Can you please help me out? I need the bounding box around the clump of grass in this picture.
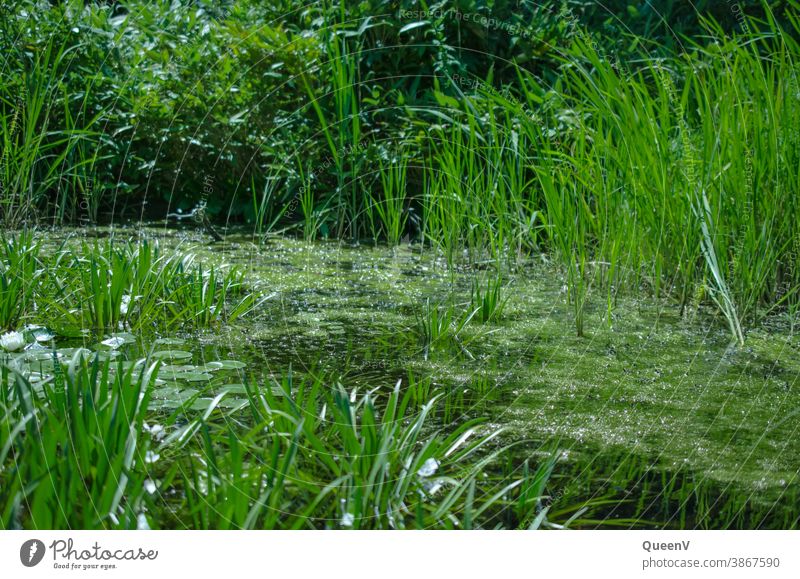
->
[299,9,364,238]
[371,154,409,245]
[0,231,41,330]
[0,37,103,226]
[0,353,555,530]
[471,272,509,323]
[526,12,800,340]
[47,239,177,330]
[174,375,545,529]
[0,353,158,529]
[414,298,478,359]
[407,9,800,340]
[166,263,260,328]
[179,420,304,530]
[73,241,143,330]
[44,239,260,331]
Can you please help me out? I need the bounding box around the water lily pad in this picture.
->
[57,347,92,359]
[160,364,197,373]
[151,386,199,409]
[93,351,120,362]
[155,338,186,346]
[28,372,46,384]
[120,360,147,371]
[23,349,58,362]
[215,360,247,370]
[179,372,214,382]
[152,350,192,361]
[32,328,56,342]
[190,397,247,411]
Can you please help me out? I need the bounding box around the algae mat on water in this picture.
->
[162,228,798,492]
[6,226,799,528]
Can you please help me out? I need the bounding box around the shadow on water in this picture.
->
[539,445,800,529]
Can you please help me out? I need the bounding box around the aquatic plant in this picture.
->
[371,154,409,246]
[0,37,103,226]
[72,241,142,330]
[471,272,509,324]
[0,331,25,352]
[167,264,261,328]
[175,375,544,529]
[0,232,41,330]
[414,298,478,359]
[0,353,158,529]
[45,239,259,331]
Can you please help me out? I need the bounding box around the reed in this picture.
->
[0,354,158,529]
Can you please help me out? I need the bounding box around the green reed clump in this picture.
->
[414,298,478,359]
[0,231,41,330]
[0,353,158,529]
[495,10,800,340]
[50,240,177,330]
[299,6,364,238]
[74,241,143,330]
[44,239,259,331]
[0,35,104,227]
[370,154,409,245]
[471,273,509,323]
[173,375,544,529]
[395,7,800,340]
[179,420,305,530]
[166,264,259,328]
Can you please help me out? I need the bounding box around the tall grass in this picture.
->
[0,37,102,226]
[1,233,260,332]
[300,6,363,238]
[371,153,409,245]
[540,14,800,340]
[471,272,509,324]
[0,231,41,330]
[412,10,800,339]
[0,354,158,529]
[414,298,478,359]
[177,374,543,529]
[167,264,260,328]
[2,358,552,530]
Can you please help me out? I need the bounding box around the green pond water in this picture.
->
[17,225,800,527]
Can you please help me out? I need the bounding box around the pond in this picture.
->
[4,225,799,529]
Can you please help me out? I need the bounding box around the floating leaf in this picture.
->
[101,337,126,349]
[155,338,186,346]
[216,360,246,370]
[180,372,214,382]
[160,364,197,373]
[152,350,192,361]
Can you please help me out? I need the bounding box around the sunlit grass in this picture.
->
[1,358,555,530]
[0,231,41,330]
[0,354,158,529]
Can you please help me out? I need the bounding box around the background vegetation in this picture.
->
[2,0,798,340]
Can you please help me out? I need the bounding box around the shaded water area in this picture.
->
[23,226,800,528]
